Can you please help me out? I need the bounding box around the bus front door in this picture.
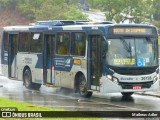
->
[43,35,55,84]
[88,35,102,91]
[8,34,18,78]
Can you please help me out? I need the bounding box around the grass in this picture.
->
[0,97,63,111]
[0,97,101,120]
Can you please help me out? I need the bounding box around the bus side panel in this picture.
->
[1,51,8,77]
[69,58,87,89]
[57,64,87,89]
[17,53,23,81]
[70,66,87,88]
[30,54,43,84]
[17,53,32,81]
[54,56,87,89]
[1,32,8,77]
[32,54,43,84]
[17,53,43,84]
[60,71,74,88]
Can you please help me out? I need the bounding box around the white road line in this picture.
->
[78,99,146,111]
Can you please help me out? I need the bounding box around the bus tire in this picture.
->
[121,92,134,97]
[78,75,92,98]
[23,69,33,89]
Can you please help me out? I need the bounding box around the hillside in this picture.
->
[0,8,31,39]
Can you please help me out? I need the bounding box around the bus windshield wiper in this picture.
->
[120,38,131,52]
[120,38,132,59]
[128,42,132,59]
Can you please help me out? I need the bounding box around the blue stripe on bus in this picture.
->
[35,54,43,68]
[53,55,73,72]
[102,63,114,75]
[34,54,74,72]
[1,51,8,65]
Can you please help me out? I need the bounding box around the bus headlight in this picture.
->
[106,74,112,80]
[106,74,118,84]
[112,77,118,84]
[153,74,159,83]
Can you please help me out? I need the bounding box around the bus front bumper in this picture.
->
[100,76,159,93]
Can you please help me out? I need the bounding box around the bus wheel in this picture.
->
[121,92,134,97]
[23,69,33,89]
[78,75,92,98]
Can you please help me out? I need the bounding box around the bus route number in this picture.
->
[141,76,152,80]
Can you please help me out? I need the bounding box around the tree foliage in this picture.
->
[33,0,87,20]
[153,0,160,21]
[0,0,160,25]
[88,0,160,23]
[0,0,88,21]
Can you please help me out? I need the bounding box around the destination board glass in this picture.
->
[111,27,154,35]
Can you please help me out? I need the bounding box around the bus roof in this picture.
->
[3,23,156,32]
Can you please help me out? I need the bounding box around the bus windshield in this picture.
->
[106,37,158,67]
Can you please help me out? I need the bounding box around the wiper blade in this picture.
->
[120,38,131,53]
[128,42,132,59]
[120,38,132,59]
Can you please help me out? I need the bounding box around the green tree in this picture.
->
[17,0,44,19]
[153,0,160,21]
[34,0,87,20]
[64,0,79,5]
[34,0,65,20]
[87,0,100,9]
[0,0,21,8]
[103,0,122,22]
[87,0,123,22]
[87,0,157,23]
[65,5,88,20]
[119,0,144,23]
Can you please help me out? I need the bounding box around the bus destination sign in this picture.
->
[112,27,153,35]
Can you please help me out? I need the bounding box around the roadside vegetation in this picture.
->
[0,97,63,111]
[88,0,160,23]
[0,0,88,21]
[0,0,160,29]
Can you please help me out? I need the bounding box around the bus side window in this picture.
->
[3,32,8,52]
[19,32,30,52]
[56,32,70,55]
[31,33,42,53]
[71,32,86,56]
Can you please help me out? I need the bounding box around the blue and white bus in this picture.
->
[1,20,159,97]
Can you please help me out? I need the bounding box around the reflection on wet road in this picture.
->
[0,75,160,111]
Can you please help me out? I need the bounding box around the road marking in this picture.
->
[78,99,146,111]
[46,106,129,110]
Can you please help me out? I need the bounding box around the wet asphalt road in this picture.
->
[0,74,160,111]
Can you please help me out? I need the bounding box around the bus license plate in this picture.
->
[133,85,141,89]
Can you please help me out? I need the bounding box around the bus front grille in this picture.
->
[119,81,153,89]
